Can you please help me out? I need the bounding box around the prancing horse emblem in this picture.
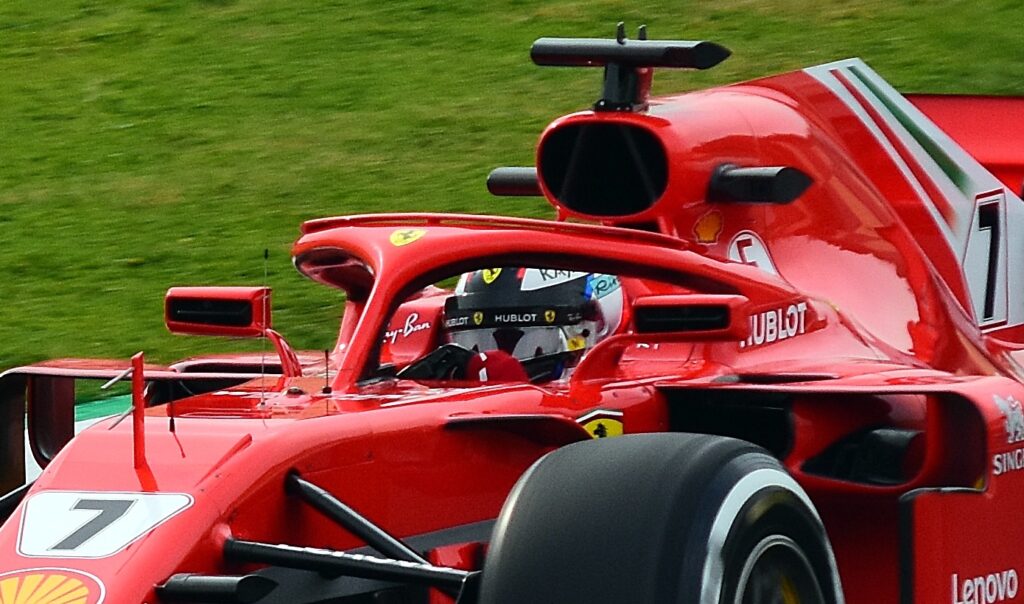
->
[994,394,1024,444]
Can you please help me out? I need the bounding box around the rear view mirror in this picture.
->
[165,286,271,338]
[632,294,749,340]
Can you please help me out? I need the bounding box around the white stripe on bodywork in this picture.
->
[804,60,959,247]
[805,60,1024,329]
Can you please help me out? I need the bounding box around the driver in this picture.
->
[441,268,624,380]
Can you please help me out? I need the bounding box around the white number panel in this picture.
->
[18,491,193,559]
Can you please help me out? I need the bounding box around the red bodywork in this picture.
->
[2,49,1024,604]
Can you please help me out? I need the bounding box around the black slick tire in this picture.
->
[477,433,843,604]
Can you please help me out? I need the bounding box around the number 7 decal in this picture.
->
[965,192,1007,327]
[49,498,135,551]
[18,491,193,559]
[978,201,1001,321]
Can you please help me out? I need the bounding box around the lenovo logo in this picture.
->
[952,569,1019,604]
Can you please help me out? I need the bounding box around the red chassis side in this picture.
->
[3,34,1024,604]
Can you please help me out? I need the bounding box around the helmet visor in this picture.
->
[449,326,567,360]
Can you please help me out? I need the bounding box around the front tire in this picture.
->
[478,433,843,604]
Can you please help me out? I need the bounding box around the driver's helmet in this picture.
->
[442,268,624,361]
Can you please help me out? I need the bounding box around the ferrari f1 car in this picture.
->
[3,27,1024,604]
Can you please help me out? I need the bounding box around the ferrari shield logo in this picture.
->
[577,409,624,439]
[544,309,556,324]
[389,229,427,247]
[0,568,105,603]
[481,268,502,284]
[473,312,484,326]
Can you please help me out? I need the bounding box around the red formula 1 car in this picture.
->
[3,28,1024,604]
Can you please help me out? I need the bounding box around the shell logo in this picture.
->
[693,210,723,244]
[0,568,104,604]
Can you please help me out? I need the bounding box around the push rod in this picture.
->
[286,473,429,565]
[223,539,474,591]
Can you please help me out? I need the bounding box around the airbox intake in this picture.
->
[538,122,668,217]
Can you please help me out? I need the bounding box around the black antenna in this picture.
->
[638,24,647,41]
[322,349,332,394]
[260,248,269,408]
[615,21,626,44]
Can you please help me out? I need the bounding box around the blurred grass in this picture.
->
[2,0,1023,368]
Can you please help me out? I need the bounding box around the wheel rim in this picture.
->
[734,535,825,604]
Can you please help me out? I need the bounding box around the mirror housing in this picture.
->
[632,294,749,340]
[165,286,271,338]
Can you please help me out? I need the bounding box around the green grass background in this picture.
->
[3,0,1024,369]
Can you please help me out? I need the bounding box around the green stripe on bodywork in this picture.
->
[75,395,131,422]
[848,65,974,195]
